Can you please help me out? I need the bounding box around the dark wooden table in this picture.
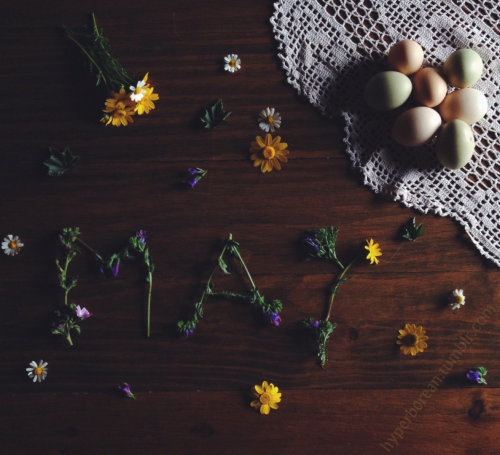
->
[1,1,499,454]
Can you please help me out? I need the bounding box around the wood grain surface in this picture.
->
[1,1,499,454]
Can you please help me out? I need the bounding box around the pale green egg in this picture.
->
[436,119,475,170]
[364,71,412,111]
[443,49,483,88]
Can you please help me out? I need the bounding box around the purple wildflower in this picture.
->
[75,305,91,319]
[187,167,200,175]
[311,320,320,329]
[136,230,147,245]
[303,237,320,254]
[268,312,281,326]
[185,327,195,337]
[118,382,136,399]
[183,175,201,189]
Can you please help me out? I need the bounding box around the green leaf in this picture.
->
[218,257,230,275]
[401,217,424,242]
[44,147,79,176]
[200,99,232,129]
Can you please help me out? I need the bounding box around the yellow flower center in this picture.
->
[454,295,464,304]
[8,241,17,249]
[263,146,276,159]
[402,334,417,346]
[34,367,43,376]
[229,59,237,68]
[260,392,271,404]
[267,116,274,124]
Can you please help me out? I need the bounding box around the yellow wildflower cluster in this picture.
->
[100,73,159,127]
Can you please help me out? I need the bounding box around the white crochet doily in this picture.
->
[271,0,500,266]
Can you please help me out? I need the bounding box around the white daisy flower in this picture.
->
[449,289,465,310]
[129,79,147,102]
[26,360,48,383]
[224,54,241,73]
[2,235,24,256]
[258,107,282,132]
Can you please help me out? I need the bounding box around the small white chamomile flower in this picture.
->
[2,235,24,256]
[26,360,48,383]
[224,54,241,73]
[449,289,465,310]
[258,107,282,132]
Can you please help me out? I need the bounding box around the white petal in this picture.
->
[41,362,48,368]
[30,361,37,367]
[26,368,34,371]
[33,375,37,382]
[270,108,275,115]
[7,235,13,240]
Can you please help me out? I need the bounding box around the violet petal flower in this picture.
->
[467,370,482,383]
[118,382,136,399]
[303,237,320,254]
[268,312,281,326]
[75,305,91,319]
[136,230,147,245]
[185,327,195,337]
[183,175,201,189]
[311,320,320,329]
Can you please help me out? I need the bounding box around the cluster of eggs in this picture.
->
[363,40,487,170]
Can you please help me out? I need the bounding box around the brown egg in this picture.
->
[412,68,448,107]
[387,40,424,75]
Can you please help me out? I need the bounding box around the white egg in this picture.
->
[392,107,442,147]
[439,88,488,125]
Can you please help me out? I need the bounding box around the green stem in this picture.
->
[147,272,152,338]
[230,244,257,292]
[75,238,99,256]
[325,256,358,321]
[65,31,110,91]
[66,332,73,346]
[62,255,71,306]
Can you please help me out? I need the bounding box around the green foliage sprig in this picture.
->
[52,227,90,346]
[62,13,134,93]
[401,217,424,242]
[177,234,282,336]
[301,227,366,367]
[200,99,232,129]
[123,231,155,337]
[44,147,79,176]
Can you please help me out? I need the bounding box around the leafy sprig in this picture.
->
[200,99,232,129]
[123,231,155,337]
[44,147,79,176]
[177,234,282,336]
[301,227,377,367]
[53,228,90,345]
[62,13,135,93]
[401,217,424,242]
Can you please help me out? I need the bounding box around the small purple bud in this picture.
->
[112,263,120,277]
[136,230,147,245]
[268,312,281,326]
[467,370,481,383]
[118,382,136,399]
[185,328,195,337]
[187,167,199,175]
[183,176,201,189]
[303,237,320,253]
[311,320,320,329]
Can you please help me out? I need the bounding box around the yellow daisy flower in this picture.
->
[397,324,429,356]
[250,381,282,415]
[365,238,382,265]
[101,88,136,127]
[250,133,289,173]
[134,86,160,115]
[101,101,135,127]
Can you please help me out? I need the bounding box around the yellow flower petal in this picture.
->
[269,402,279,410]
[254,384,263,394]
[264,134,272,146]
[270,136,281,147]
[256,136,265,147]
[260,404,270,415]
